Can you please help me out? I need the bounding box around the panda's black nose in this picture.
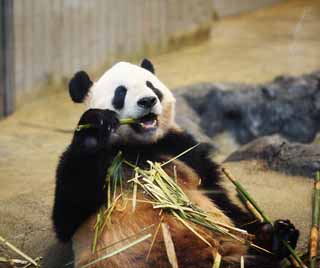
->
[137,96,157,109]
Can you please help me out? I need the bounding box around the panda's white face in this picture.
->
[85,61,176,144]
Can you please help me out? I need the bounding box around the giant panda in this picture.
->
[52,59,299,268]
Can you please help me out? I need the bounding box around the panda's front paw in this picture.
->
[272,219,299,260]
[73,109,119,151]
[255,219,299,260]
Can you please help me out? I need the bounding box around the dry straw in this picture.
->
[0,235,41,267]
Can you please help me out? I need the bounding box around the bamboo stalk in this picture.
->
[236,188,264,223]
[221,168,307,268]
[310,171,320,268]
[289,255,300,268]
[0,235,39,267]
[76,118,136,132]
[119,118,136,125]
[75,123,93,131]
[222,168,271,223]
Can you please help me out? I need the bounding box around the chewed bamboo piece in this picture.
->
[0,235,40,267]
[241,256,244,268]
[310,171,320,268]
[161,223,179,268]
[212,251,221,268]
[0,257,29,266]
[221,168,307,268]
[76,118,136,131]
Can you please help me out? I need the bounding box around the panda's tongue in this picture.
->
[136,113,158,130]
[139,119,157,129]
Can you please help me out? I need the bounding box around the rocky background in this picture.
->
[176,71,320,145]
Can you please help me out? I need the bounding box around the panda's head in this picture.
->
[69,59,177,144]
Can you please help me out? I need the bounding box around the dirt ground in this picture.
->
[0,0,319,265]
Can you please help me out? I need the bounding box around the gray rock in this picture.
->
[175,71,320,144]
[226,135,320,178]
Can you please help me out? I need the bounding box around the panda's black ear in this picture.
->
[69,71,93,103]
[140,58,155,74]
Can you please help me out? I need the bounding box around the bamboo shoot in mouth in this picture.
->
[76,118,136,132]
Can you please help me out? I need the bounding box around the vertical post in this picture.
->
[0,0,14,118]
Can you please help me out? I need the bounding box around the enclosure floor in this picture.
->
[0,0,319,256]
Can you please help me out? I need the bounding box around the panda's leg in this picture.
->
[52,109,119,243]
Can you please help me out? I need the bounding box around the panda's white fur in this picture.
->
[85,61,176,144]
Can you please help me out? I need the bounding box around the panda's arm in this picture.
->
[52,109,118,242]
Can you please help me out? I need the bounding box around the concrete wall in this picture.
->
[13,0,213,104]
[212,0,282,17]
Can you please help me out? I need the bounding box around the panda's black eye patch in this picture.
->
[112,86,127,110]
[146,81,163,102]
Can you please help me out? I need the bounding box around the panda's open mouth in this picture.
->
[132,113,158,132]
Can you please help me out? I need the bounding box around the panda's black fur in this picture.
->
[112,86,127,110]
[69,71,93,103]
[52,59,299,268]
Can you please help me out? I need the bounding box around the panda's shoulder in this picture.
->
[158,129,214,161]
